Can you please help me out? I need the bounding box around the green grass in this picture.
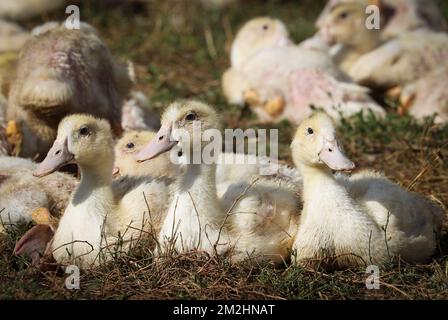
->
[1,0,448,300]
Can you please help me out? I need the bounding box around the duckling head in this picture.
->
[231,17,291,68]
[114,129,178,178]
[291,112,355,171]
[34,114,114,177]
[114,130,155,176]
[136,100,221,164]
[319,1,379,48]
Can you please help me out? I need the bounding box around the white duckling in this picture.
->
[136,101,301,263]
[291,112,443,268]
[136,101,234,256]
[318,1,382,74]
[379,0,446,40]
[319,1,448,89]
[316,0,446,41]
[222,17,293,106]
[223,17,385,124]
[29,115,118,268]
[17,114,170,268]
[349,30,448,90]
[114,130,180,180]
[222,17,340,105]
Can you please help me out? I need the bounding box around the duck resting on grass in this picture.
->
[222,17,385,125]
[318,1,448,91]
[316,0,446,42]
[290,112,443,269]
[14,114,171,269]
[136,100,301,264]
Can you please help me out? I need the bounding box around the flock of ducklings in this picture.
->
[0,0,446,272]
[223,0,448,124]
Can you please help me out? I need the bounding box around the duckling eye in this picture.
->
[307,128,314,135]
[126,142,135,149]
[262,25,269,30]
[79,126,90,136]
[339,12,349,19]
[185,112,197,121]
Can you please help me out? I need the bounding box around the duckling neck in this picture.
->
[350,30,381,54]
[79,164,113,189]
[170,162,224,225]
[298,164,339,204]
[177,163,219,210]
[72,161,115,209]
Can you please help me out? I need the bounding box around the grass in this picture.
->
[1,0,448,300]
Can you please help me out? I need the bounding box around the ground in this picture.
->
[0,0,447,300]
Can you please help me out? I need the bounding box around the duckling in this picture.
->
[229,17,292,70]
[6,22,132,159]
[136,101,301,263]
[0,0,66,21]
[17,114,170,268]
[316,0,446,41]
[319,1,448,89]
[25,115,115,268]
[318,1,382,74]
[379,0,446,40]
[291,112,443,268]
[350,29,448,89]
[114,130,180,179]
[223,17,384,124]
[136,101,233,256]
[222,17,292,106]
[0,156,76,233]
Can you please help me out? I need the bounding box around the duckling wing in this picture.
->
[242,46,342,101]
[286,69,385,123]
[350,30,448,88]
[340,170,443,240]
[221,178,300,263]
